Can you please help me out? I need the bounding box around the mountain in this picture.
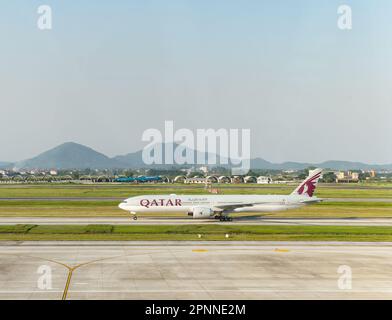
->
[0,162,13,169]
[250,158,392,171]
[317,160,392,171]
[113,143,227,169]
[113,149,146,168]
[249,158,275,169]
[11,141,392,171]
[250,158,316,170]
[13,142,122,170]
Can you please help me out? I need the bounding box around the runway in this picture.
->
[1,216,392,226]
[1,241,392,300]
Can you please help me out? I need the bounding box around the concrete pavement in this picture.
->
[1,241,392,299]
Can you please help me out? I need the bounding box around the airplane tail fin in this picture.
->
[291,168,323,197]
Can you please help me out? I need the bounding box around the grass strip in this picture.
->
[0,224,36,234]
[0,224,392,241]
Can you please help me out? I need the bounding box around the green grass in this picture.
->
[0,200,126,217]
[0,183,391,198]
[0,184,391,218]
[0,200,118,207]
[85,224,113,233]
[27,224,113,234]
[264,202,392,218]
[1,224,392,241]
[0,200,391,218]
[0,224,35,233]
[320,201,392,207]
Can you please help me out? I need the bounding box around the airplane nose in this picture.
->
[118,202,127,210]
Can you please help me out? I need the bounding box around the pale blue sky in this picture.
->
[1,0,391,163]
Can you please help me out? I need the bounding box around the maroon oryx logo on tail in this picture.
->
[294,170,322,197]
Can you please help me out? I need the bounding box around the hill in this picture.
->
[11,142,392,171]
[13,142,122,170]
[0,162,13,169]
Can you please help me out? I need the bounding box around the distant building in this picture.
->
[218,176,231,183]
[257,176,272,184]
[335,171,359,183]
[244,176,257,183]
[50,170,58,176]
[184,177,207,184]
[174,175,186,183]
[205,176,218,183]
[231,176,244,184]
[199,166,209,174]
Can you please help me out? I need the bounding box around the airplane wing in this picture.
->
[300,198,322,204]
[213,202,269,212]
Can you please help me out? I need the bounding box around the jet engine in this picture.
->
[188,207,214,219]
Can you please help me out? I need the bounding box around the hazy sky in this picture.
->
[1,0,391,163]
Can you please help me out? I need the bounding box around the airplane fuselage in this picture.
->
[118,169,323,220]
[118,194,318,215]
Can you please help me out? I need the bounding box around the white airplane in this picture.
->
[118,168,323,221]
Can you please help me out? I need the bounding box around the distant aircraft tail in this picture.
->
[291,168,323,197]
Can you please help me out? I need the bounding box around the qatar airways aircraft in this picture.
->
[118,168,323,221]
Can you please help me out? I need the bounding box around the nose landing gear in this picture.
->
[130,212,138,221]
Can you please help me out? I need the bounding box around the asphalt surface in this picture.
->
[1,241,392,300]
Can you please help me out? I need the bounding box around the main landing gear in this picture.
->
[219,216,233,222]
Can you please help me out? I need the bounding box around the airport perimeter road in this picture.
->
[1,241,392,300]
[1,217,392,226]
